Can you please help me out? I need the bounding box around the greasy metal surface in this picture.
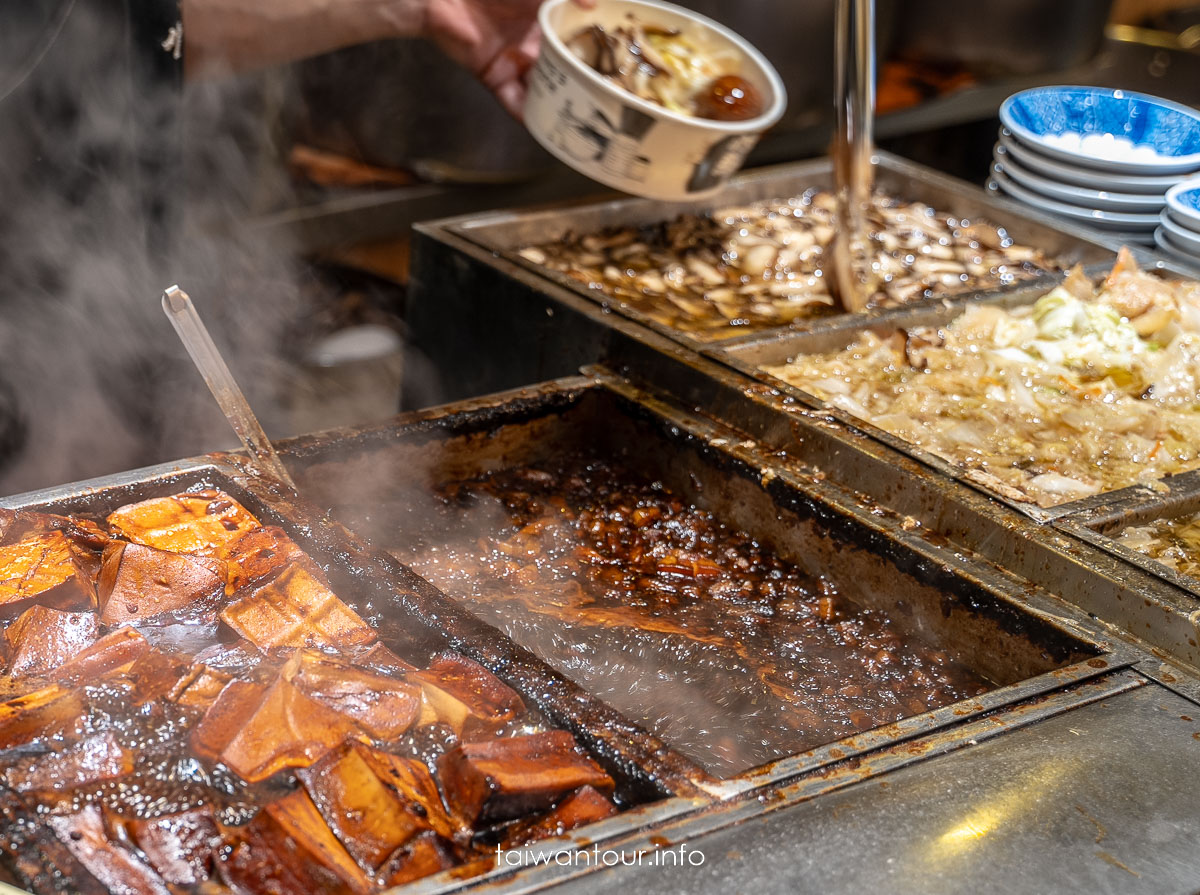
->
[431,151,1117,355]
[711,272,1183,523]
[0,455,717,892]
[584,326,1200,674]
[503,675,1200,895]
[403,670,1159,895]
[273,377,1145,793]
[4,381,1200,894]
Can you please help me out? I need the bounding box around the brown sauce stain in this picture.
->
[1075,805,1107,844]
[1096,851,1140,877]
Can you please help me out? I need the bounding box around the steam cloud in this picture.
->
[0,1,317,497]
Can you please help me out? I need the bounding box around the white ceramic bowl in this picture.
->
[1165,179,1200,234]
[1159,211,1200,255]
[991,155,1166,213]
[999,86,1200,176]
[988,169,1160,232]
[996,132,1193,193]
[525,0,786,200]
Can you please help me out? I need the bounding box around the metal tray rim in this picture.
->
[426,150,1120,354]
[1055,476,1200,603]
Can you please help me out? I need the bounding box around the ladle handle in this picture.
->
[162,286,297,490]
[831,0,877,312]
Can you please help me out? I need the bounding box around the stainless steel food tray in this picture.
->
[405,172,1200,673]
[711,274,1200,525]
[277,374,1135,784]
[273,373,1200,895]
[0,456,709,893]
[1057,472,1200,605]
[421,151,1117,354]
[585,330,1200,674]
[1,380,1198,895]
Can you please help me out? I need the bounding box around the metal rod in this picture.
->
[831,0,877,312]
[161,285,297,490]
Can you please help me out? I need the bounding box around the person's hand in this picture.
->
[424,0,594,119]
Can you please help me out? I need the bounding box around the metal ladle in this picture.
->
[162,286,297,490]
[830,0,877,313]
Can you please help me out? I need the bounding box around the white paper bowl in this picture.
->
[525,0,787,200]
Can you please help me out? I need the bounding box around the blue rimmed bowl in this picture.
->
[988,169,1161,232]
[991,156,1166,213]
[1155,227,1200,269]
[1166,179,1200,234]
[996,131,1194,192]
[1000,86,1200,176]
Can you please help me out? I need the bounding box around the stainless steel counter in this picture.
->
[533,678,1200,895]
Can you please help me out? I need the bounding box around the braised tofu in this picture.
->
[57,627,150,683]
[438,731,614,825]
[288,651,420,740]
[299,744,433,873]
[355,641,418,677]
[0,682,85,750]
[414,652,524,733]
[191,639,261,678]
[220,564,375,654]
[222,790,372,895]
[501,785,618,849]
[97,541,225,625]
[363,749,472,844]
[166,662,232,709]
[0,485,635,892]
[122,649,193,706]
[106,490,259,556]
[189,679,267,764]
[216,525,323,595]
[379,831,458,887]
[2,509,110,549]
[48,805,170,895]
[126,807,220,887]
[218,677,364,783]
[3,731,133,793]
[4,606,98,677]
[56,515,111,551]
[0,531,97,615]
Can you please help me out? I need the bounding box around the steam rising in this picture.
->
[0,1,312,496]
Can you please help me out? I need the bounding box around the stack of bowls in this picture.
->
[1159,180,1200,267]
[987,86,1200,248]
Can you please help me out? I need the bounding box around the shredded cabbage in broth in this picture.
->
[766,250,1200,508]
[1118,513,1200,580]
[1118,508,1200,578]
